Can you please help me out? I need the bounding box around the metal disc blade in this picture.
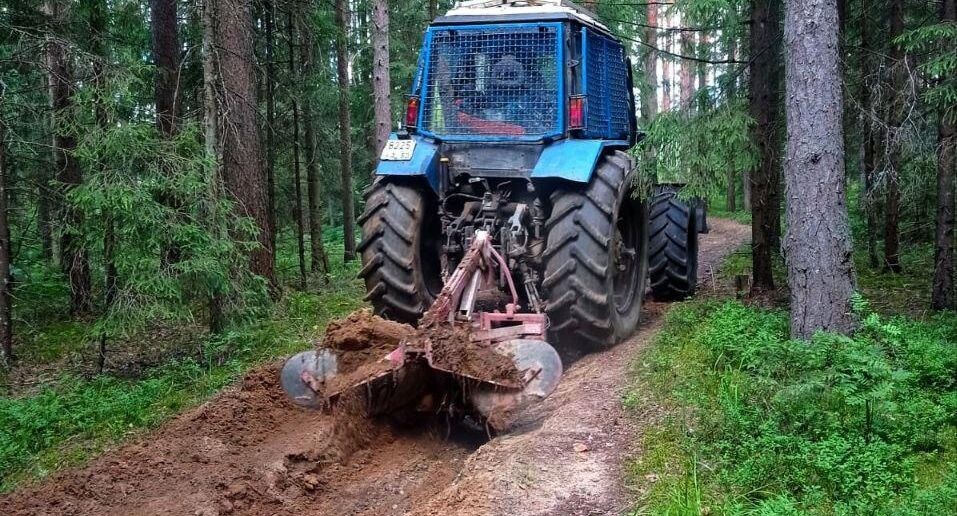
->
[496,338,563,398]
[280,349,338,408]
[469,339,563,429]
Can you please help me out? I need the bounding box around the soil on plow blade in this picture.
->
[0,219,750,516]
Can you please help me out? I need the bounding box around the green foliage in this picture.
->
[897,22,957,122]
[629,301,957,515]
[639,98,756,199]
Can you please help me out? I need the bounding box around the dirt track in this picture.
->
[0,219,749,516]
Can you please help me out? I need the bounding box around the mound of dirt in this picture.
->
[423,322,521,387]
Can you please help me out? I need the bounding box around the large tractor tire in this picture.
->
[358,179,443,324]
[648,186,699,301]
[542,151,649,350]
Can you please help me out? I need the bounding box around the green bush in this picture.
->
[630,301,957,515]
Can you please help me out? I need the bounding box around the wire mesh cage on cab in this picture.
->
[419,23,563,141]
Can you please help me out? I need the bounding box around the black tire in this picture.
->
[358,179,443,324]
[542,151,649,350]
[648,187,699,301]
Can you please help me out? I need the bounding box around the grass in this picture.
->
[627,299,957,515]
[0,251,366,491]
[705,192,752,225]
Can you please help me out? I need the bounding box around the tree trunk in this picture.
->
[0,99,13,365]
[44,0,93,316]
[783,0,856,338]
[88,0,116,372]
[696,31,709,111]
[264,0,277,260]
[336,0,357,262]
[931,0,956,310]
[152,0,180,136]
[640,3,658,126]
[298,7,330,277]
[202,0,225,334]
[288,9,307,290]
[429,0,437,19]
[858,0,879,268]
[749,0,783,292]
[726,37,737,212]
[210,0,276,285]
[372,0,392,158]
[679,27,694,106]
[883,0,905,273]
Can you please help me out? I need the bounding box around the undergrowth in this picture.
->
[627,300,957,515]
[0,259,364,491]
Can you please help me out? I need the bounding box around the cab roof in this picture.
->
[432,0,614,37]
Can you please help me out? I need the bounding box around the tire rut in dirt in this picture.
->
[542,151,647,351]
[648,187,699,301]
[358,179,442,324]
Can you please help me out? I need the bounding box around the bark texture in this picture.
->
[931,0,955,310]
[45,0,93,315]
[858,0,880,268]
[883,0,905,272]
[209,0,275,285]
[298,10,330,276]
[640,3,658,126]
[783,0,856,338]
[151,0,180,136]
[372,0,392,157]
[0,102,13,363]
[335,0,356,262]
[749,0,783,292]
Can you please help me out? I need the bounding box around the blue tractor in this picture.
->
[281,0,702,426]
[360,0,701,350]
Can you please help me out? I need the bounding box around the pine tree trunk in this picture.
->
[697,31,708,111]
[372,0,392,158]
[883,0,905,272]
[336,0,356,262]
[640,3,658,126]
[211,0,276,285]
[749,0,783,292]
[88,0,116,372]
[44,0,93,316]
[783,0,856,338]
[679,23,694,106]
[0,101,13,365]
[151,0,180,137]
[264,0,277,259]
[858,0,879,268]
[202,0,225,334]
[298,8,330,277]
[931,0,956,310]
[288,9,307,290]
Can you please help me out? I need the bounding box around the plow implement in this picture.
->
[280,231,563,430]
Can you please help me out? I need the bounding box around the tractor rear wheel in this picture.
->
[648,186,699,301]
[358,179,443,324]
[542,151,649,350]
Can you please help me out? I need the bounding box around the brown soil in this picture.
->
[420,321,521,386]
[0,218,750,516]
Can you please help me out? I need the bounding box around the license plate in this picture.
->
[380,140,416,161]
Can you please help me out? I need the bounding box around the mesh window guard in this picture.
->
[583,30,630,140]
[420,24,562,140]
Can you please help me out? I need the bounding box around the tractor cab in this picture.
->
[378,0,638,186]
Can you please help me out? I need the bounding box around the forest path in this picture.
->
[0,219,749,516]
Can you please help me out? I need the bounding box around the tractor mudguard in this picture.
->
[375,134,440,191]
[531,139,630,183]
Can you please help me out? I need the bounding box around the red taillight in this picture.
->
[405,96,420,129]
[569,96,585,130]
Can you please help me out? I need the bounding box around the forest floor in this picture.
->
[0,219,750,516]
